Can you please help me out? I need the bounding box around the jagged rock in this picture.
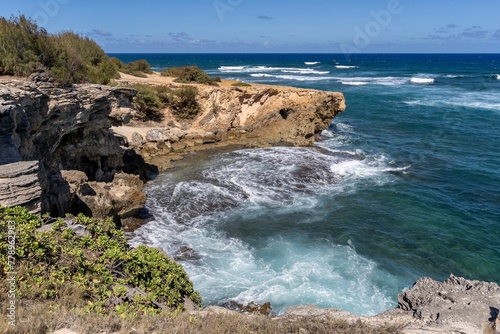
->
[0,161,42,213]
[131,132,145,146]
[222,300,273,316]
[174,246,201,261]
[389,274,500,333]
[146,128,165,142]
[0,79,152,224]
[37,216,91,237]
[29,71,51,83]
[113,83,346,164]
[61,171,146,223]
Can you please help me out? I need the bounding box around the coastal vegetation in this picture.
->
[0,15,119,85]
[112,58,154,78]
[0,206,201,319]
[0,15,153,84]
[161,65,221,85]
[231,81,252,87]
[128,84,201,120]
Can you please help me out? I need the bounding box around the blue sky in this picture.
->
[1,0,500,53]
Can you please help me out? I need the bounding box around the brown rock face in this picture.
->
[114,83,346,168]
[195,85,346,146]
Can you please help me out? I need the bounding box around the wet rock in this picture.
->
[174,246,201,261]
[222,300,273,316]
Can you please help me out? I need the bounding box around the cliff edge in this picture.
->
[0,76,345,223]
[113,73,346,169]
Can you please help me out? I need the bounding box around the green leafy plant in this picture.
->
[0,206,201,318]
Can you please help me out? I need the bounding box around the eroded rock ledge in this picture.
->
[0,79,154,225]
[281,274,500,334]
[112,80,346,170]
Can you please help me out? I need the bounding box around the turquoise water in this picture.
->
[120,53,500,315]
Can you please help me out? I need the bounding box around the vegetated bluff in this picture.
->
[0,77,346,224]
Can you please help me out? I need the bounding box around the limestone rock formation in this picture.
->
[113,82,346,169]
[392,274,500,333]
[0,161,42,213]
[0,79,150,223]
[283,275,500,334]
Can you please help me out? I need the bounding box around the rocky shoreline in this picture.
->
[1,75,498,333]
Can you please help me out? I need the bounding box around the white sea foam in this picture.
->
[304,62,320,65]
[402,91,500,111]
[219,65,328,75]
[338,76,407,86]
[281,68,330,75]
[251,73,334,81]
[497,74,500,80]
[336,65,358,69]
[250,73,274,78]
[410,77,435,84]
[341,81,367,86]
[218,66,247,72]
[130,146,408,315]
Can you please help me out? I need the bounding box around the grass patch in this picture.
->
[161,66,221,86]
[0,299,405,334]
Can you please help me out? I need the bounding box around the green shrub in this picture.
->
[0,206,201,316]
[170,87,200,119]
[131,84,165,120]
[129,84,201,120]
[161,66,220,86]
[126,59,153,74]
[118,59,154,78]
[0,15,119,85]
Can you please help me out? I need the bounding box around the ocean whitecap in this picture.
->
[410,77,435,84]
[336,65,358,69]
[341,81,367,86]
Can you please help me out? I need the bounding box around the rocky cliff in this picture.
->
[0,77,345,222]
[113,76,346,169]
[0,79,153,224]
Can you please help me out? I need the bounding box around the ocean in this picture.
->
[113,53,500,316]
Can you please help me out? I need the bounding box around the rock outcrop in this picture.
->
[113,81,346,169]
[391,274,500,333]
[0,161,42,213]
[285,275,500,334]
[0,79,153,224]
[0,77,345,222]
